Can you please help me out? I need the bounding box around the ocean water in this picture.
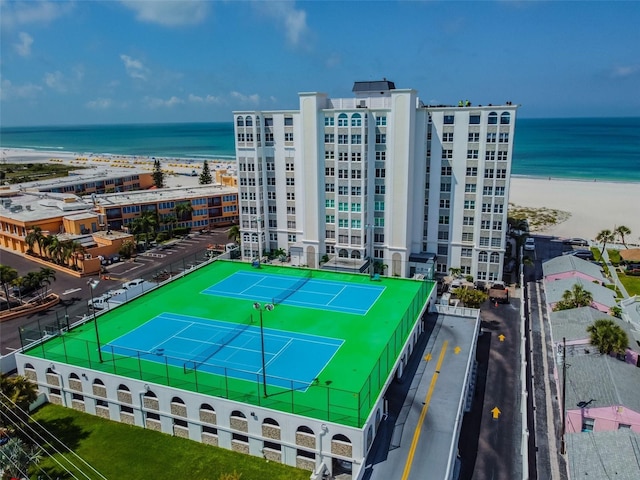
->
[1,117,639,182]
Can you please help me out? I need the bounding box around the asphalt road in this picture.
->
[458,295,522,480]
[0,228,233,357]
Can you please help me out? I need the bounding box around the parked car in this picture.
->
[563,249,594,260]
[524,238,536,251]
[563,237,589,246]
[88,293,112,310]
[122,278,145,289]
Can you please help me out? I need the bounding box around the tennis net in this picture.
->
[272,270,312,305]
[184,315,253,373]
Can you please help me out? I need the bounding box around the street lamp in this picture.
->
[87,278,103,363]
[253,301,274,397]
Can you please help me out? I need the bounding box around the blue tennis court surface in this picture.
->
[103,313,344,391]
[202,271,384,315]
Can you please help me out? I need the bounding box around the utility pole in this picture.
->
[561,337,567,454]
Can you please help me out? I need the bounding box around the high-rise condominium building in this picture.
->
[234,80,518,282]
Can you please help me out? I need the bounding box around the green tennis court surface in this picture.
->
[24,260,434,427]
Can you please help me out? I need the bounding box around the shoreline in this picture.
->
[2,148,638,244]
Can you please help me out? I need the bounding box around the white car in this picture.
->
[524,238,535,251]
[122,278,145,289]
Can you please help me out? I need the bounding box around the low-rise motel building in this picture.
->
[0,181,238,275]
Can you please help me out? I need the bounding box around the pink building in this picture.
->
[542,255,607,284]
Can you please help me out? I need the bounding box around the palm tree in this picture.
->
[70,241,86,270]
[553,283,593,311]
[24,229,38,254]
[175,201,193,224]
[452,287,488,308]
[0,264,18,309]
[0,437,42,478]
[45,235,63,264]
[228,225,241,245]
[614,225,631,249]
[595,229,615,259]
[22,271,42,302]
[37,267,56,300]
[131,210,158,249]
[25,225,45,256]
[161,213,177,238]
[587,319,628,355]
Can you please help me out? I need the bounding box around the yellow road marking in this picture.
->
[401,340,448,480]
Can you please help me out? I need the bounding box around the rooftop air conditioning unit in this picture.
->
[358,100,366,108]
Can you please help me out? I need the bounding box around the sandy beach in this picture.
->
[510,177,640,244]
[3,148,638,246]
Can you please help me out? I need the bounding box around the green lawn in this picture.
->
[31,404,309,480]
[619,272,640,296]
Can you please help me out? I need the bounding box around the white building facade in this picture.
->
[234,81,518,281]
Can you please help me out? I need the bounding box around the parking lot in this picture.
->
[0,227,234,358]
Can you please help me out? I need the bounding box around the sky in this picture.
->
[1,0,639,126]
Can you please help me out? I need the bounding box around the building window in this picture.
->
[351,134,362,144]
[325,150,335,160]
[493,221,502,230]
[288,234,297,242]
[467,149,479,159]
[466,167,478,177]
[500,112,511,125]
[351,113,362,127]
[351,219,361,229]
[439,215,449,225]
[462,232,474,242]
[461,248,472,257]
[490,252,500,263]
[463,216,474,226]
[582,418,595,432]
[468,132,480,142]
[325,116,334,126]
[351,203,361,212]
[464,200,475,210]
[481,220,491,230]
[338,113,348,127]
[325,199,335,208]
[375,168,386,178]
[478,251,488,262]
[488,112,498,124]
[484,169,495,179]
[441,149,453,159]
[465,183,476,193]
[441,166,452,176]
[483,186,493,195]
[284,132,294,142]
[437,245,448,256]
[351,152,361,161]
[499,132,509,143]
[374,217,385,227]
[374,201,385,211]
[325,167,334,176]
[440,199,450,209]
[495,187,505,196]
[338,134,349,145]
[338,202,349,212]
[351,186,361,195]
[486,150,496,161]
[376,115,386,126]
[497,150,508,161]
[469,114,481,125]
[375,185,385,195]
[375,133,386,144]
[437,231,449,240]
[487,133,496,143]
[443,115,454,125]
[284,117,293,126]
[375,151,386,161]
[325,134,334,143]
[325,183,334,192]
[326,215,335,224]
[440,183,451,192]
[442,132,453,142]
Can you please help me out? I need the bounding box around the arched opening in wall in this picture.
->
[23,363,37,382]
[245,116,253,127]
[236,116,244,127]
[171,396,187,417]
[376,409,381,428]
[93,378,104,386]
[118,384,130,392]
[231,410,246,419]
[367,424,374,450]
[297,425,313,435]
[92,378,106,398]
[488,112,498,125]
[500,112,511,125]
[338,249,349,258]
[351,250,361,259]
[199,403,216,424]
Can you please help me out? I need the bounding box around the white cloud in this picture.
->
[610,64,640,78]
[188,94,221,104]
[325,52,341,69]
[86,98,113,110]
[44,71,67,92]
[254,1,309,47]
[14,32,34,57]
[231,91,260,104]
[144,96,184,108]
[120,0,209,27]
[0,0,74,29]
[120,54,150,81]
[0,78,42,101]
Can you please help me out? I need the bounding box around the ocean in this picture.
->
[1,117,639,182]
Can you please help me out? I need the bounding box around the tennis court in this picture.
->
[203,270,383,314]
[22,260,435,427]
[104,313,343,391]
